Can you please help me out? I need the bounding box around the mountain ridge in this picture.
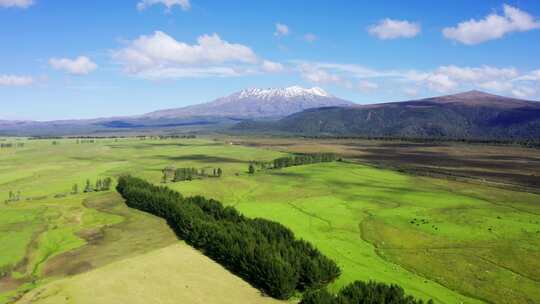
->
[1,88,539,139]
[143,86,354,119]
[234,90,540,140]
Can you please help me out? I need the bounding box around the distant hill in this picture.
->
[0,86,353,136]
[143,86,354,119]
[234,91,540,140]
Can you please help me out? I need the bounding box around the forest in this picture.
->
[300,281,432,304]
[116,175,341,299]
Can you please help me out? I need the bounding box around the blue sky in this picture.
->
[1,0,540,120]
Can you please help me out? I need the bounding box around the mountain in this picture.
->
[234,91,540,140]
[0,86,353,136]
[143,86,354,119]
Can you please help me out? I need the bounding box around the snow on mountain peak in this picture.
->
[237,86,331,99]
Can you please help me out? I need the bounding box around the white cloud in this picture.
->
[49,56,98,75]
[137,0,190,11]
[478,80,513,92]
[261,60,284,73]
[516,69,540,81]
[357,80,378,91]
[293,60,540,97]
[511,87,536,99]
[274,23,290,37]
[112,31,284,79]
[0,74,33,86]
[303,33,317,42]
[425,74,458,92]
[0,0,33,8]
[135,67,249,79]
[299,64,350,87]
[368,19,420,40]
[443,4,540,45]
[437,65,518,82]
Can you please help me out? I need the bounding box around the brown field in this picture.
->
[226,136,540,193]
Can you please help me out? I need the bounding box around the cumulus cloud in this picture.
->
[516,69,540,81]
[368,19,420,40]
[294,60,540,97]
[443,4,540,45]
[274,23,290,37]
[299,64,350,87]
[478,80,513,92]
[303,33,317,42]
[0,0,33,8]
[261,60,284,73]
[112,31,283,79]
[0,74,33,86]
[424,74,458,92]
[49,56,98,75]
[511,86,536,98]
[137,0,190,11]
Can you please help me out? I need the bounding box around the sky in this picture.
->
[1,0,540,121]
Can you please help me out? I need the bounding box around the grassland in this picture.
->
[1,137,539,303]
[17,243,280,304]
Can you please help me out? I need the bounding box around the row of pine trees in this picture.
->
[300,281,432,304]
[72,177,113,194]
[116,175,341,299]
[249,153,339,174]
[162,167,223,183]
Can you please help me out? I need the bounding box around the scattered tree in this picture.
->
[72,184,79,194]
[84,179,93,193]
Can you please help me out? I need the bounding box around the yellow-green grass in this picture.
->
[174,160,540,304]
[0,138,284,302]
[1,138,539,304]
[16,243,281,304]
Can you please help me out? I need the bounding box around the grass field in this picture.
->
[1,137,539,303]
[16,243,280,304]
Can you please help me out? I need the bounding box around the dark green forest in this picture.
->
[300,281,432,304]
[116,175,341,299]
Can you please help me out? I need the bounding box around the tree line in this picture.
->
[116,175,341,299]
[299,135,540,149]
[249,153,338,174]
[73,177,113,194]
[162,166,223,183]
[0,143,24,148]
[300,281,432,304]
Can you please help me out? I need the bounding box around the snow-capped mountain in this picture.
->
[144,86,354,118]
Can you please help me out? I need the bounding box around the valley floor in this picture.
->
[0,137,539,303]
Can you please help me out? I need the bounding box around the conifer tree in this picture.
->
[95,179,103,191]
[103,177,112,190]
[84,179,93,193]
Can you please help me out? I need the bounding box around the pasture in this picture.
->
[0,137,539,303]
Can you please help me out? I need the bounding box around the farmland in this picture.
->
[0,137,539,303]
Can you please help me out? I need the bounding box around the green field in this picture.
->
[1,137,539,303]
